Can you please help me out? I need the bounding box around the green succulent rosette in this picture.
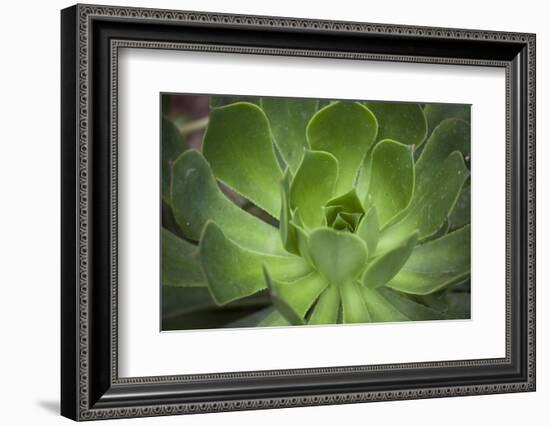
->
[162,97,471,329]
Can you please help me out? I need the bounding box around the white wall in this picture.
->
[0,0,546,424]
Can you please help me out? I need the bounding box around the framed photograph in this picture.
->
[61,4,536,421]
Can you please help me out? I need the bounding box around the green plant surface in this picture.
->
[161,117,188,203]
[365,102,427,147]
[162,96,471,329]
[307,102,378,196]
[261,97,319,172]
[202,102,283,217]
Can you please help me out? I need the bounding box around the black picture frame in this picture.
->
[61,4,536,421]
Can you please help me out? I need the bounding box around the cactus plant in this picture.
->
[161,96,471,330]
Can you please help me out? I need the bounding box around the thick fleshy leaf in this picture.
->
[421,218,450,244]
[362,232,418,288]
[290,150,338,228]
[361,287,409,322]
[261,98,319,172]
[162,117,187,202]
[171,150,285,254]
[162,286,215,318]
[211,96,260,108]
[307,102,378,195]
[424,104,470,137]
[325,188,365,215]
[279,170,299,255]
[340,280,371,323]
[200,222,311,305]
[317,99,333,109]
[224,307,291,329]
[365,102,427,146]
[386,225,470,295]
[356,207,379,255]
[308,228,368,285]
[333,215,353,232]
[376,151,469,254]
[162,200,184,238]
[257,310,292,327]
[415,119,470,192]
[366,139,415,225]
[308,285,340,325]
[339,212,362,230]
[355,148,374,202]
[203,102,282,217]
[324,205,343,227]
[442,291,471,319]
[289,210,314,266]
[449,185,470,230]
[265,269,328,322]
[413,282,471,319]
[161,228,204,287]
[376,287,445,320]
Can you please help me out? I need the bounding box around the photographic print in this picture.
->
[160,95,471,331]
[61,6,535,418]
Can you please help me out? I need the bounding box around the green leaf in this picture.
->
[224,306,293,329]
[162,117,187,203]
[376,287,445,320]
[265,269,328,322]
[325,188,365,215]
[361,287,409,322]
[257,310,292,327]
[323,205,343,227]
[355,148,374,203]
[211,96,260,108]
[366,139,415,225]
[340,280,371,323]
[162,200,184,238]
[171,150,285,254]
[421,218,450,244]
[261,97,319,172]
[415,118,470,192]
[424,104,470,137]
[365,102,427,146]
[307,102,378,195]
[279,170,299,255]
[308,228,368,285]
[333,215,353,231]
[317,99,333,109]
[356,207,379,255]
[161,228,205,287]
[386,225,470,295]
[162,286,215,318]
[362,232,418,288]
[203,102,282,217]
[223,307,276,329]
[443,291,471,319]
[199,222,311,305]
[376,151,469,254]
[449,185,470,231]
[290,209,314,266]
[290,150,339,228]
[413,282,471,319]
[339,212,363,230]
[308,285,340,325]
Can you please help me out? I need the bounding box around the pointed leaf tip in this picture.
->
[362,231,419,288]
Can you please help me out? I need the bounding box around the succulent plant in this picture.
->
[162,96,471,329]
